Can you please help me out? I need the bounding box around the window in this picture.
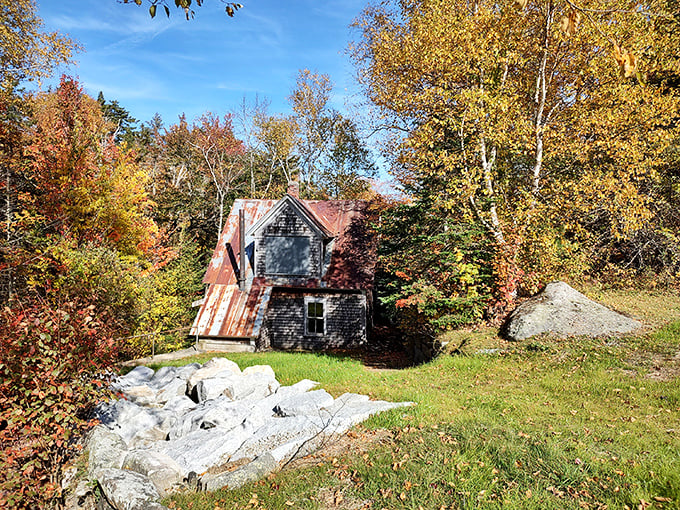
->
[264,236,311,275]
[305,297,325,335]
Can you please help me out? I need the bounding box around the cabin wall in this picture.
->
[260,291,367,350]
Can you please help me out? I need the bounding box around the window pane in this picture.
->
[315,303,324,317]
[307,318,316,333]
[316,318,324,333]
[264,236,311,275]
[308,302,315,317]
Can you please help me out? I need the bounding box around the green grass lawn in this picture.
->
[157,289,680,510]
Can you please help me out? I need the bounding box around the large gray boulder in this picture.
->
[96,468,165,510]
[187,358,241,394]
[87,426,127,477]
[200,453,278,492]
[122,450,184,497]
[273,389,335,417]
[111,366,154,391]
[504,281,642,341]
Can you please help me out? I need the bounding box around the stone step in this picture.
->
[197,338,256,353]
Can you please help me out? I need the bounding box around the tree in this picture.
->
[0,0,76,89]
[0,0,77,301]
[191,112,246,235]
[377,190,493,336]
[232,94,271,196]
[289,69,334,193]
[353,0,680,306]
[254,113,300,195]
[287,69,377,199]
[318,113,377,199]
[97,91,141,145]
[23,77,157,255]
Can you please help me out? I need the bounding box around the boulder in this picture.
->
[159,422,257,474]
[111,366,154,391]
[223,373,280,401]
[87,426,127,477]
[320,393,414,434]
[122,450,184,496]
[504,281,642,341]
[242,364,276,378]
[193,372,239,402]
[148,366,180,389]
[200,453,278,492]
[98,399,176,446]
[162,395,197,415]
[87,356,412,499]
[176,362,201,381]
[96,468,164,510]
[228,415,323,463]
[167,397,262,440]
[273,389,335,417]
[123,385,158,406]
[187,358,241,394]
[155,378,189,405]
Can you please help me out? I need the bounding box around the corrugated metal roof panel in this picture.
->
[204,199,276,285]
[190,281,271,338]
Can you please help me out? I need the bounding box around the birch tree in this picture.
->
[353,0,680,303]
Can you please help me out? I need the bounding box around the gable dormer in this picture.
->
[246,195,333,281]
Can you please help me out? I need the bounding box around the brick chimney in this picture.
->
[287,179,300,199]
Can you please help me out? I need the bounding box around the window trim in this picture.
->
[304,296,326,336]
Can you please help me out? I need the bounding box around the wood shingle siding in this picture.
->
[263,291,367,350]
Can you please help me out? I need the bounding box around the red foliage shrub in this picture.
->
[0,296,120,509]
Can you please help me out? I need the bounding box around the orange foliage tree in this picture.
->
[23,76,157,255]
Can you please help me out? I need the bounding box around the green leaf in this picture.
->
[134,0,142,5]
[149,5,157,17]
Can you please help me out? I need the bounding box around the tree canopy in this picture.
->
[353,0,680,312]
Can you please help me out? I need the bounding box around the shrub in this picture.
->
[376,198,493,337]
[0,295,119,509]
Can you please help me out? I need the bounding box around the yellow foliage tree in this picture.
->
[352,0,680,302]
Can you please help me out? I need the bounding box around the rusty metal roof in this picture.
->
[190,280,271,338]
[193,195,377,338]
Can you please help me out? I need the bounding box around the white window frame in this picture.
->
[304,296,326,336]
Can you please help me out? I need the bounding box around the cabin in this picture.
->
[190,185,377,352]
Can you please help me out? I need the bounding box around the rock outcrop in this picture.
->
[504,281,642,341]
[87,358,413,509]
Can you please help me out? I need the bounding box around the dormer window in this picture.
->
[264,235,311,276]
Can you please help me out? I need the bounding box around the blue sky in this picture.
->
[38,0,369,129]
